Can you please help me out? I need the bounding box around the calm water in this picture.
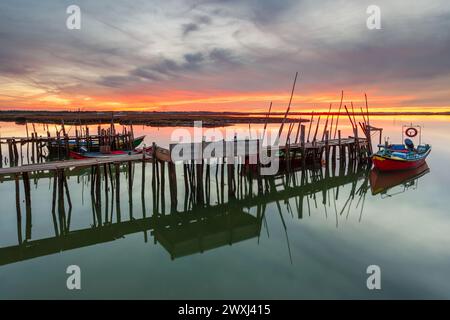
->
[0,116,449,299]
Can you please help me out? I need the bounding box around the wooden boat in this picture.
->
[372,141,431,171]
[69,150,133,159]
[69,146,152,160]
[372,125,431,171]
[370,163,430,196]
[48,135,145,151]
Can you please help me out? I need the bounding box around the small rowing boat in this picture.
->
[372,125,431,172]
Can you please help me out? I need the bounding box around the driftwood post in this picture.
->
[15,174,23,244]
[168,161,177,211]
[300,125,306,167]
[23,171,32,240]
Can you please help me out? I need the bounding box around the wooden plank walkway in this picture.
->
[283,137,367,149]
[0,153,149,175]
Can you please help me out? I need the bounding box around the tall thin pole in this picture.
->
[262,101,273,143]
[276,72,299,145]
[364,93,370,128]
[333,90,344,139]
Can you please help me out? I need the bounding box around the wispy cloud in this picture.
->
[0,0,449,111]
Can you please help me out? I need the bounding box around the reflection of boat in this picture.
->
[372,124,431,171]
[370,163,430,196]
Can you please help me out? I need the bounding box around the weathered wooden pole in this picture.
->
[115,163,121,222]
[63,173,72,210]
[338,130,344,166]
[256,139,263,194]
[128,161,133,218]
[300,124,306,168]
[22,171,32,240]
[333,90,344,139]
[307,112,314,143]
[321,103,332,141]
[312,116,321,143]
[276,72,299,145]
[15,174,23,244]
[168,161,178,211]
[141,150,146,198]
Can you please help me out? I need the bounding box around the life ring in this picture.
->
[405,127,418,138]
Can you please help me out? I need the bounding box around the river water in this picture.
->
[0,116,449,299]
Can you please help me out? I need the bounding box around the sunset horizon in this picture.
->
[2,0,450,305]
[1,1,450,113]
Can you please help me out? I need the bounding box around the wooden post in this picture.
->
[7,139,13,166]
[300,125,306,167]
[325,130,330,164]
[168,161,177,211]
[333,90,344,139]
[63,173,72,210]
[307,112,314,143]
[354,127,360,161]
[321,103,332,141]
[12,140,19,166]
[338,130,344,166]
[50,171,59,236]
[95,165,101,212]
[196,139,204,204]
[141,150,146,198]
[183,162,189,193]
[23,171,32,240]
[152,142,156,190]
[256,139,262,194]
[128,161,133,219]
[15,174,23,244]
[0,139,3,167]
[312,116,321,143]
[112,163,120,222]
[160,161,166,211]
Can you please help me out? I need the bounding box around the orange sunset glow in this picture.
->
[1,1,450,113]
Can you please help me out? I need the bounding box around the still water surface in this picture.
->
[0,116,449,299]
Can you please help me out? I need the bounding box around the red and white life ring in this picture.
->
[405,127,418,138]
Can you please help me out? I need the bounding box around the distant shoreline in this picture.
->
[0,110,448,127]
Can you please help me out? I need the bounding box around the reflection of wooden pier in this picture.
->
[0,85,379,265]
[0,208,262,265]
[0,158,371,265]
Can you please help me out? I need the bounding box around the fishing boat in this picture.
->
[370,163,430,196]
[69,145,152,159]
[372,125,431,172]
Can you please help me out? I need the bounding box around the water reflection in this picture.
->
[369,163,430,197]
[0,159,431,266]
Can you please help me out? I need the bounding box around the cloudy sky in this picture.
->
[0,0,449,112]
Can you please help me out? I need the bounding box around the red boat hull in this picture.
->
[372,155,426,171]
[370,163,430,195]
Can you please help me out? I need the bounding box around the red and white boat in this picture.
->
[371,125,431,172]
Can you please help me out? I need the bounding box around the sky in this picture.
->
[0,0,449,112]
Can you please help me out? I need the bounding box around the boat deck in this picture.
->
[0,153,149,176]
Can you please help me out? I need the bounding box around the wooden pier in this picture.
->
[0,121,139,166]
[0,158,370,265]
